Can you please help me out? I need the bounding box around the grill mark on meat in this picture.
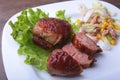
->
[33,36,53,49]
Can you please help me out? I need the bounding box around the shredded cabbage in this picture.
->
[81,24,99,32]
[102,37,111,50]
[78,4,88,17]
[114,19,120,25]
[115,30,120,36]
[78,2,120,50]
[82,9,93,22]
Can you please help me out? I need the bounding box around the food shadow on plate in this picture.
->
[33,69,84,80]
[90,52,103,68]
[53,74,84,80]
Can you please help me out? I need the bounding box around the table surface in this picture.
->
[0,0,120,80]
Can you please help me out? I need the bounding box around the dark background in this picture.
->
[0,0,120,80]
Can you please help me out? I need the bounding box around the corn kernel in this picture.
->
[97,34,101,39]
[105,17,109,21]
[100,28,104,33]
[109,39,117,45]
[100,36,104,41]
[109,21,113,25]
[101,22,108,28]
[101,36,104,41]
[97,33,104,41]
[76,19,81,24]
[114,26,120,30]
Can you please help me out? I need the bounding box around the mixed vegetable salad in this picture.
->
[77,2,120,50]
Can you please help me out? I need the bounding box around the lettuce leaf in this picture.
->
[9,8,79,71]
[56,10,80,33]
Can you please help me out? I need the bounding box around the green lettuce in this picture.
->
[56,10,80,33]
[9,8,80,71]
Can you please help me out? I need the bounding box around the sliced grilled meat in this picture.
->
[32,18,72,49]
[72,32,102,55]
[47,49,83,76]
[33,36,52,49]
[62,43,95,68]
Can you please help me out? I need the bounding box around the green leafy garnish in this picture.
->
[56,10,80,33]
[9,8,80,71]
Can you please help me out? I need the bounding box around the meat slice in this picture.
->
[33,36,52,49]
[47,49,83,76]
[90,14,99,24]
[107,26,117,39]
[102,30,109,36]
[32,18,72,49]
[72,32,102,55]
[62,43,94,68]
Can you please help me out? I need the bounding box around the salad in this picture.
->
[78,2,120,50]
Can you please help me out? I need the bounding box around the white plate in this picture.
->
[2,0,120,80]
